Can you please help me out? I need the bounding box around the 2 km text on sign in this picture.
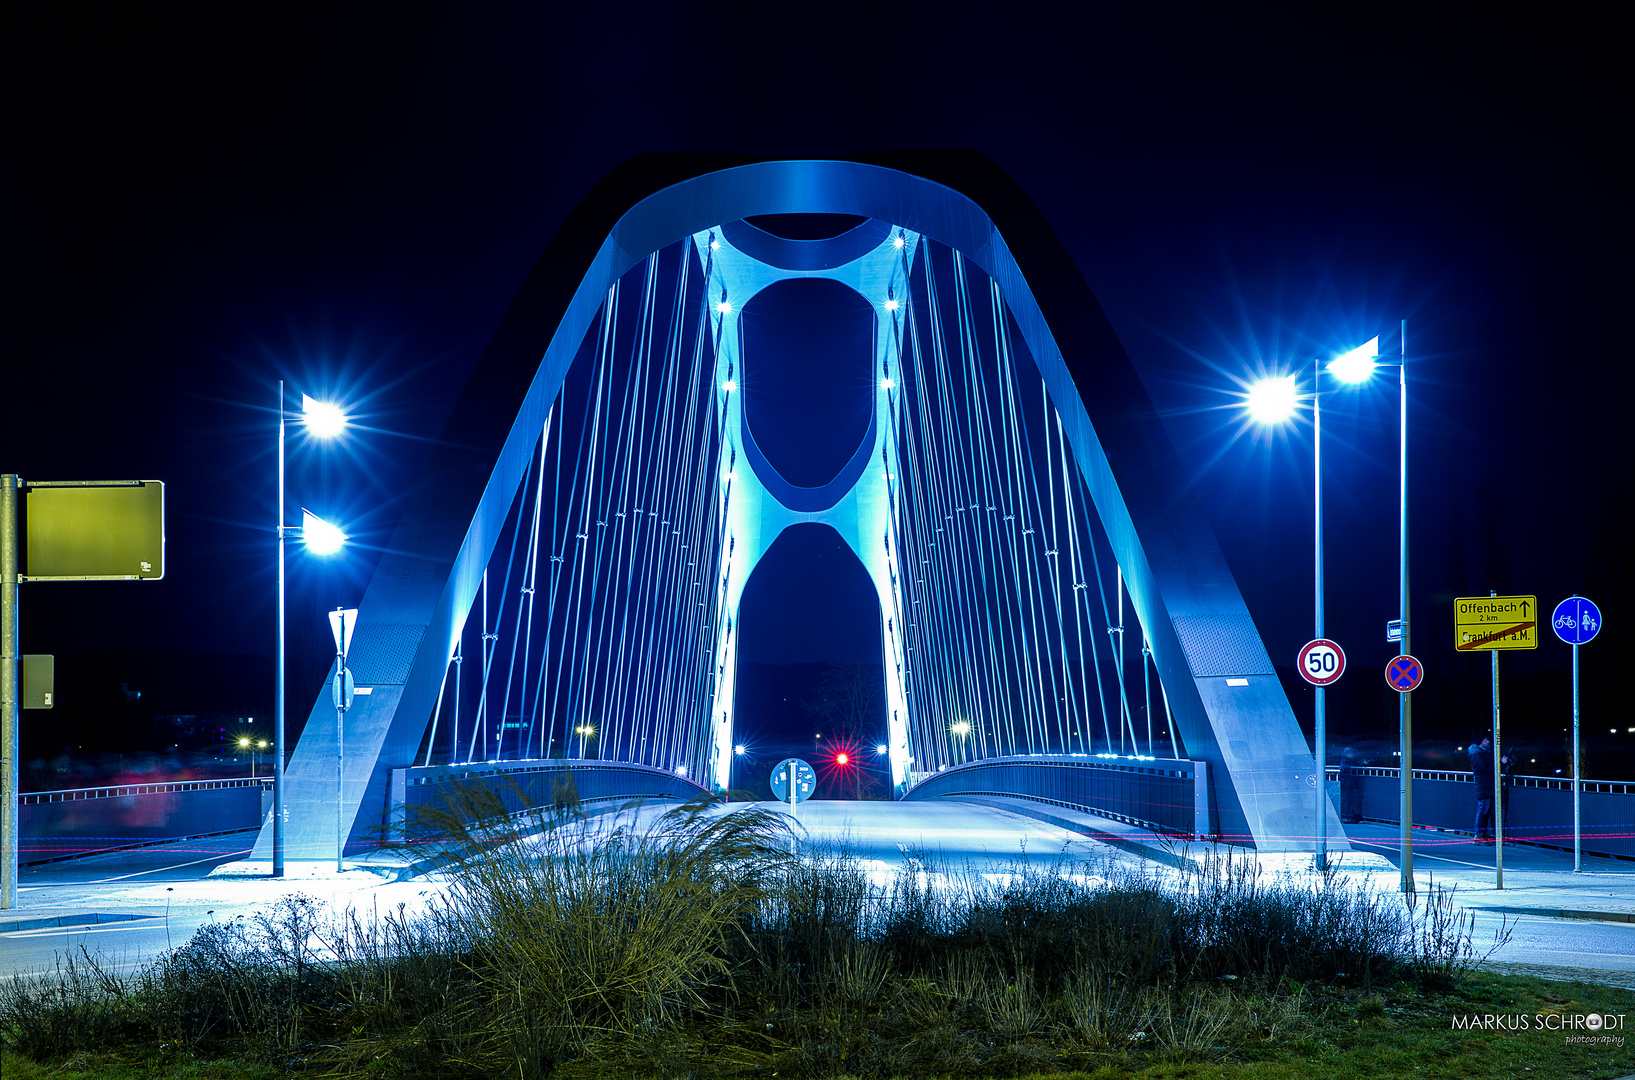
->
[1455,595,1538,652]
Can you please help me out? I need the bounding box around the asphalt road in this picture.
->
[4,801,1632,985]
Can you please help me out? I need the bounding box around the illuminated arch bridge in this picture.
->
[253,153,1344,859]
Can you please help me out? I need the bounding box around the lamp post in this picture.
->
[239,736,268,779]
[575,723,594,759]
[275,384,347,875]
[1246,336,1378,872]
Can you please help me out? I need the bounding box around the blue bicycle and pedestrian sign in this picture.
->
[1552,596,1603,645]
[1385,654,1423,692]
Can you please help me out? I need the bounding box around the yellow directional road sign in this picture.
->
[1455,595,1539,651]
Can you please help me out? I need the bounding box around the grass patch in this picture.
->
[4,789,1627,1078]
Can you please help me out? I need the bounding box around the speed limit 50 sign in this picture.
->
[1298,639,1346,686]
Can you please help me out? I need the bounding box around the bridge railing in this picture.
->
[388,758,713,836]
[903,754,1212,840]
[1329,766,1635,861]
[17,778,271,864]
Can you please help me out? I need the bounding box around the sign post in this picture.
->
[1456,593,1537,889]
[1552,596,1602,872]
[2,477,165,910]
[770,757,815,853]
[329,607,358,872]
[1298,639,1345,869]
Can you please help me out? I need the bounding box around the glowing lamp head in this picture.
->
[884,298,899,312]
[734,743,746,755]
[721,379,737,393]
[301,394,347,438]
[880,377,895,390]
[239,737,251,749]
[951,720,972,737]
[1245,375,1299,425]
[716,301,731,315]
[675,764,688,777]
[876,744,889,755]
[301,510,347,555]
[835,752,849,766]
[893,235,905,249]
[1327,336,1380,384]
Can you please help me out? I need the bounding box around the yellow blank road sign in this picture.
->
[1455,595,1538,651]
[24,481,165,580]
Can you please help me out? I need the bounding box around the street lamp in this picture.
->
[950,720,971,765]
[1245,335,1379,873]
[575,723,595,759]
[239,735,271,778]
[275,383,347,876]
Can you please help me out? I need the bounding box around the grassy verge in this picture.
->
[3,791,1629,1079]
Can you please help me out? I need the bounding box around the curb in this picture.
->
[1473,905,1635,925]
[0,912,158,934]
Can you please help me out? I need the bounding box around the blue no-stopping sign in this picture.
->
[1552,596,1603,646]
[1385,654,1423,692]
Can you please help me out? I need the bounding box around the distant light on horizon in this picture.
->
[301,394,347,438]
[1245,375,1299,425]
[301,509,347,555]
[1327,336,1380,384]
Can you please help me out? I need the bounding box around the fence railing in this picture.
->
[903,754,1212,839]
[388,758,712,832]
[1328,766,1635,861]
[17,777,271,864]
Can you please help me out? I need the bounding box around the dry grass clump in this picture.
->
[0,785,1499,1079]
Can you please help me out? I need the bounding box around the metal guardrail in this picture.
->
[902,754,1212,839]
[17,777,271,864]
[1328,766,1635,861]
[388,759,713,830]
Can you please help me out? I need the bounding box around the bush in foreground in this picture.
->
[1,791,1504,1078]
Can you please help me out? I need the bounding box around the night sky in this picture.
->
[7,8,1630,785]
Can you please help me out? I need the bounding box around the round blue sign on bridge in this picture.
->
[1552,596,1603,646]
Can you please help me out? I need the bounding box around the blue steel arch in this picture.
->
[252,152,1340,859]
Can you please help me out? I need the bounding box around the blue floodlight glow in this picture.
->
[734,744,747,755]
[301,509,348,555]
[1327,336,1380,384]
[875,743,889,755]
[1245,375,1299,425]
[884,298,899,311]
[721,379,737,393]
[880,377,895,390]
[893,235,905,249]
[301,394,347,438]
[716,300,732,314]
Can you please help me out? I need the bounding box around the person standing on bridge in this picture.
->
[1469,737,1495,844]
[1499,750,1517,844]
